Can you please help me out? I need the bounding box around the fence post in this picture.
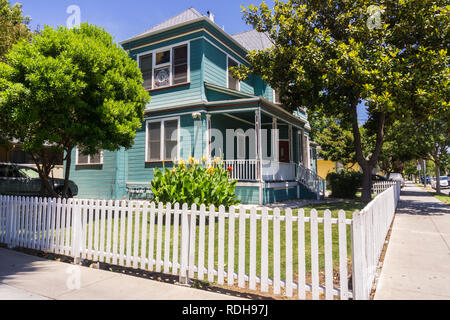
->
[351,211,367,300]
[71,200,82,264]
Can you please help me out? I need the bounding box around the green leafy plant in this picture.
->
[151,157,241,207]
[327,170,363,199]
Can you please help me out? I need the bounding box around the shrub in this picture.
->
[150,157,241,208]
[326,170,362,199]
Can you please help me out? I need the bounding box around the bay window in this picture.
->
[138,43,189,90]
[147,118,179,162]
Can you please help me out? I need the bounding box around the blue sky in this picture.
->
[16,0,258,42]
[15,0,368,122]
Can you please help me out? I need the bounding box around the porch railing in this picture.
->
[223,159,260,181]
[261,161,297,181]
[297,163,326,199]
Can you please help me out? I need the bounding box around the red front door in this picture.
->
[279,141,290,163]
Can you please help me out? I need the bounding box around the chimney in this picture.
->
[207,11,215,23]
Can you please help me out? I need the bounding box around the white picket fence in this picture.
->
[0,182,401,300]
[352,181,401,299]
[372,181,398,195]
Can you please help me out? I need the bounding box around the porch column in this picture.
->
[256,109,263,205]
[288,124,293,163]
[305,134,311,170]
[206,114,211,161]
[272,117,278,162]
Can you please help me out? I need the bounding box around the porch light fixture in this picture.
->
[192,112,202,119]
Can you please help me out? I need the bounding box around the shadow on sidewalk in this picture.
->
[396,190,450,216]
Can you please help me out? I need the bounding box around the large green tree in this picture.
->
[235,0,449,202]
[0,0,31,61]
[0,23,150,197]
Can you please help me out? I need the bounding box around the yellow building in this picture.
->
[317,159,361,179]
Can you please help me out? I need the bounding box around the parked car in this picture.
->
[431,176,449,189]
[388,173,405,188]
[372,174,388,182]
[420,176,431,184]
[0,163,78,197]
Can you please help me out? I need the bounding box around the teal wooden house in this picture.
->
[68,8,324,205]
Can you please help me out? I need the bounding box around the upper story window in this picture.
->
[273,89,281,104]
[76,147,103,165]
[138,43,189,90]
[146,118,180,162]
[227,57,240,91]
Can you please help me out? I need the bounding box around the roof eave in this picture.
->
[120,16,250,56]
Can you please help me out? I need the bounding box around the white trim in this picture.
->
[145,116,181,163]
[223,113,254,126]
[260,109,304,130]
[75,147,104,166]
[137,41,190,90]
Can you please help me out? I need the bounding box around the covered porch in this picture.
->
[206,104,311,183]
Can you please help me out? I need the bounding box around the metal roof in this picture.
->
[130,8,204,40]
[231,29,273,51]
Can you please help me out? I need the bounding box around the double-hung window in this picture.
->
[146,118,179,162]
[273,90,281,104]
[139,43,189,90]
[76,148,103,165]
[227,57,240,91]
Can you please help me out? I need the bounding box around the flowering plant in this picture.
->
[151,157,240,207]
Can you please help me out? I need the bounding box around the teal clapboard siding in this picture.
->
[126,114,206,185]
[129,36,204,110]
[235,186,260,205]
[69,149,117,199]
[263,186,298,204]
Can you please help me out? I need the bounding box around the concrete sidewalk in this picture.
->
[374,184,450,300]
[0,248,244,300]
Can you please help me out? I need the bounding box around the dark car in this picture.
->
[372,174,388,182]
[420,176,431,184]
[0,163,78,197]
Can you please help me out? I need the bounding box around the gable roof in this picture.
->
[131,8,204,40]
[231,29,273,51]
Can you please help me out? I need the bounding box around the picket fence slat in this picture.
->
[249,207,257,291]
[260,207,269,293]
[172,203,180,275]
[198,204,206,280]
[285,208,293,297]
[273,208,281,295]
[217,206,225,285]
[324,209,333,300]
[310,209,319,300]
[227,206,235,286]
[208,204,216,283]
[238,206,246,288]
[297,209,306,300]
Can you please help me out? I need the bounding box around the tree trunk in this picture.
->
[361,164,373,203]
[435,160,441,194]
[350,101,386,203]
[62,148,73,198]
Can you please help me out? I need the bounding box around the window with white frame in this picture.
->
[76,147,103,165]
[273,89,281,104]
[146,118,179,162]
[138,43,189,90]
[227,57,240,91]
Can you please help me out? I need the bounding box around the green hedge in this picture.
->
[326,170,362,199]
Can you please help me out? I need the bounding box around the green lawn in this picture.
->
[429,192,450,205]
[76,201,364,285]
